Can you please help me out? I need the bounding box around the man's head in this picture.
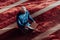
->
[20,6,26,14]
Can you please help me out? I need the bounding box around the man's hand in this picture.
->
[33,21,36,23]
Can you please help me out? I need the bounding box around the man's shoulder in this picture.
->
[17,12,23,16]
[26,10,30,14]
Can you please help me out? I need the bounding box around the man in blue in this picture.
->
[16,6,38,33]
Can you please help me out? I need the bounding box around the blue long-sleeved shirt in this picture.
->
[17,10,34,26]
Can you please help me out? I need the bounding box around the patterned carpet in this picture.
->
[42,30,60,40]
[0,0,57,29]
[0,0,19,9]
[0,0,60,40]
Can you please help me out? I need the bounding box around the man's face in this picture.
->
[20,8,25,14]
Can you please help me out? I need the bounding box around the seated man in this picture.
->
[16,6,38,33]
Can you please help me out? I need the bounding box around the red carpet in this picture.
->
[0,0,57,29]
[0,0,60,40]
[0,0,19,9]
[42,30,60,40]
[35,5,60,32]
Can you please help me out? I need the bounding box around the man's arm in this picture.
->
[29,14,34,22]
[25,10,35,23]
[16,15,23,26]
[22,6,36,22]
[17,19,23,25]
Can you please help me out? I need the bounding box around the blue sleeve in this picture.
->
[27,10,34,22]
[18,19,21,24]
[17,16,23,26]
[29,15,34,22]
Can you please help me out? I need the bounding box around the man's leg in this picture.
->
[17,24,26,32]
[25,22,34,29]
[25,22,40,32]
[25,23,36,33]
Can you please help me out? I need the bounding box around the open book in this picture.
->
[31,22,38,29]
